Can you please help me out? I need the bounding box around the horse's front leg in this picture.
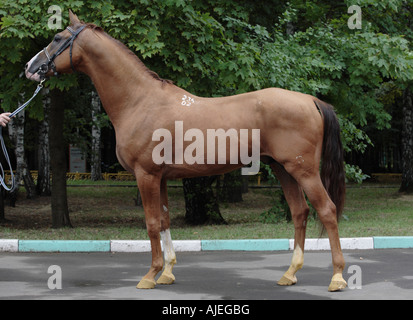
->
[157,178,177,285]
[136,173,163,289]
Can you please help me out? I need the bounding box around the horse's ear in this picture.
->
[69,9,80,25]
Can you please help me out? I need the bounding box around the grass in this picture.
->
[0,182,412,240]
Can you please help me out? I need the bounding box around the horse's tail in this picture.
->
[314,99,346,223]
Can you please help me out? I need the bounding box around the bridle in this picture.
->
[38,25,86,79]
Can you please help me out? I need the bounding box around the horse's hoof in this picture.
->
[328,274,347,292]
[328,280,347,292]
[277,274,297,286]
[157,273,175,285]
[136,278,156,289]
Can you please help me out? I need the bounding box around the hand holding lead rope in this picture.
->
[0,79,46,191]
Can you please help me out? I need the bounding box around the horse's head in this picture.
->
[25,10,86,82]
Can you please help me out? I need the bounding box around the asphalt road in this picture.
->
[0,249,412,300]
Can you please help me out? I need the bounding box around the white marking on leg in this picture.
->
[161,229,176,266]
[290,245,304,271]
[278,245,304,285]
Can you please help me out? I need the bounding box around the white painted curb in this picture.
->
[110,240,201,253]
[111,240,151,252]
[289,237,374,250]
[1,237,411,252]
[0,239,18,252]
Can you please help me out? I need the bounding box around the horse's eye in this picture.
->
[54,35,62,43]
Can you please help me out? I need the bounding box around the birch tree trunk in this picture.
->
[0,188,4,221]
[400,88,413,193]
[90,91,102,181]
[37,89,51,196]
[8,109,36,203]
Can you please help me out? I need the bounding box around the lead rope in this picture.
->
[0,79,45,191]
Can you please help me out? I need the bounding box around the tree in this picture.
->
[1,0,413,227]
[217,170,243,203]
[183,176,225,225]
[49,89,71,228]
[90,91,103,181]
[0,189,5,222]
[400,88,413,193]
[36,89,51,196]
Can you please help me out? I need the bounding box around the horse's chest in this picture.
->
[115,144,135,173]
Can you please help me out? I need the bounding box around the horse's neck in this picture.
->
[78,31,158,128]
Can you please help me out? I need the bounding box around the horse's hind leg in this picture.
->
[271,162,309,286]
[293,171,347,291]
[157,178,177,285]
[136,172,163,289]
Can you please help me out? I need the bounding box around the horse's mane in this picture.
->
[80,22,173,85]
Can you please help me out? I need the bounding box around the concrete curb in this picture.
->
[0,237,412,253]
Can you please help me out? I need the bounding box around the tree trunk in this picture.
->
[218,169,243,203]
[183,176,226,225]
[37,89,51,196]
[0,189,5,222]
[8,109,36,203]
[90,91,102,181]
[400,88,413,193]
[49,89,72,228]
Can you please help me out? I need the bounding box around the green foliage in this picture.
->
[259,164,290,224]
[345,163,370,184]
[259,163,319,224]
[1,0,413,180]
[260,192,290,224]
[339,115,373,154]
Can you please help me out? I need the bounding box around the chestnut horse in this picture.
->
[25,11,347,291]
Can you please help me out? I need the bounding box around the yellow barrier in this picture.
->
[102,172,135,181]
[5,171,263,183]
[66,171,136,181]
[3,171,136,182]
[371,173,401,183]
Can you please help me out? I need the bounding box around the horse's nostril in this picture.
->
[25,63,28,70]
